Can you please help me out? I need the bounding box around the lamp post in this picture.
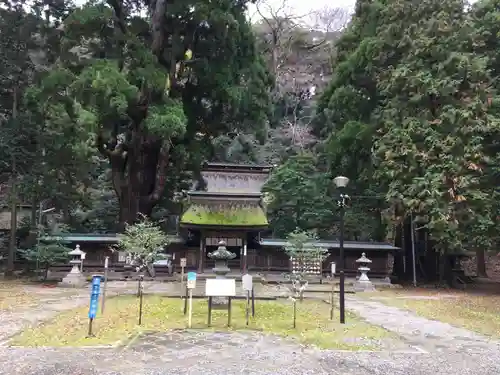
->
[333,175,349,324]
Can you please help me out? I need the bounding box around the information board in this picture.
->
[187,272,197,289]
[205,279,236,297]
[242,274,253,291]
[88,275,101,319]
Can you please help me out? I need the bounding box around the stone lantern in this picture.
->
[208,240,236,306]
[208,240,236,279]
[354,252,375,292]
[60,244,86,287]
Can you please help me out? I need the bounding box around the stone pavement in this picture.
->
[345,296,500,354]
[1,282,500,374]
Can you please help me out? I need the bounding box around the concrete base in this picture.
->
[354,280,375,292]
[59,272,87,288]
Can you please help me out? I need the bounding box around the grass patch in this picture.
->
[11,295,394,350]
[359,289,500,337]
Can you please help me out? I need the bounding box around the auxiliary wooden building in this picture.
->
[48,162,398,279]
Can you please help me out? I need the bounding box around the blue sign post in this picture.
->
[87,275,101,337]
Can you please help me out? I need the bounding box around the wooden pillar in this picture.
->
[198,232,205,273]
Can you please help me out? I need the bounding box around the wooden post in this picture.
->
[330,281,334,320]
[246,290,250,325]
[293,299,297,328]
[207,297,212,327]
[183,286,188,315]
[242,237,247,274]
[188,288,193,328]
[251,288,255,317]
[198,233,205,273]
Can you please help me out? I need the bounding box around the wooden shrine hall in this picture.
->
[178,162,271,273]
[46,162,399,279]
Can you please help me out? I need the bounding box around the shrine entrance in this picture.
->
[179,162,272,273]
[205,235,243,271]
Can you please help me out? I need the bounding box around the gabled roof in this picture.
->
[40,233,183,244]
[260,238,399,251]
[203,162,273,173]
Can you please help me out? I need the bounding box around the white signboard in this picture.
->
[331,262,336,276]
[180,258,187,267]
[187,272,197,289]
[81,252,86,260]
[205,279,236,297]
[104,257,109,269]
[242,274,253,291]
[243,245,247,256]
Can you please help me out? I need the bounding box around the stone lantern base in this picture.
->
[354,279,375,292]
[59,265,86,288]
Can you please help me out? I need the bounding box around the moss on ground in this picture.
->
[11,296,394,349]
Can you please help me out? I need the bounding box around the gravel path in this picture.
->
[345,295,500,354]
[2,331,500,375]
[1,283,500,374]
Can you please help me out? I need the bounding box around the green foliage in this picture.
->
[19,244,71,268]
[282,229,328,300]
[25,0,272,224]
[283,229,328,270]
[264,154,334,237]
[372,0,499,252]
[314,0,500,254]
[117,216,170,272]
[18,225,72,280]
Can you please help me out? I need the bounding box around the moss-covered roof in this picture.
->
[180,204,268,228]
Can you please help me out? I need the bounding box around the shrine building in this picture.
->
[47,162,399,279]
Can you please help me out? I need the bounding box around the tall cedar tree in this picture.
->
[31,0,272,228]
[314,0,390,243]
[373,0,500,253]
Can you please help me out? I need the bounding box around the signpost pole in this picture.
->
[188,288,193,328]
[183,286,188,315]
[101,256,109,314]
[227,297,232,327]
[293,299,297,329]
[330,262,336,320]
[80,252,86,273]
[186,272,196,328]
[207,296,212,327]
[242,274,253,326]
[246,290,250,326]
[251,288,255,317]
[138,275,144,325]
[87,318,94,337]
[180,258,186,304]
[86,275,101,338]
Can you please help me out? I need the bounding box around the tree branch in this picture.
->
[96,130,127,161]
[150,0,167,58]
[107,0,127,34]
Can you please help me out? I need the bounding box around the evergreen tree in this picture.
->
[373,0,500,254]
[31,0,272,227]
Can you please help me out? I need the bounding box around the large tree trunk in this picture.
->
[476,248,488,278]
[98,127,170,230]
